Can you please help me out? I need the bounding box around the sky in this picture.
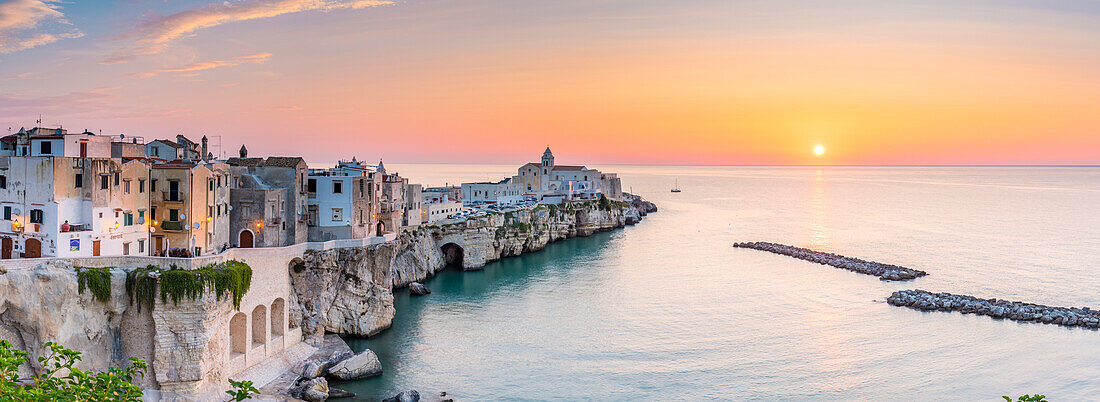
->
[0,0,1098,166]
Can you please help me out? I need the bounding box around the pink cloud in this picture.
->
[0,0,83,54]
[131,52,273,78]
[103,0,391,64]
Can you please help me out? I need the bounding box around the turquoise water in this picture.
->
[338,166,1100,400]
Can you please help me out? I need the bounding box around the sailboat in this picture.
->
[671,179,681,193]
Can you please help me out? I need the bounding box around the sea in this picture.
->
[326,165,1100,400]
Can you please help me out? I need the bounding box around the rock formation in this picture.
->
[732,242,928,281]
[888,289,1100,328]
[327,349,382,380]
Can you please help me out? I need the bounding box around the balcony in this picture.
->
[161,221,183,231]
[60,223,91,232]
[162,191,183,203]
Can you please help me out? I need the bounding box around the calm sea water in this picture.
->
[333,165,1100,400]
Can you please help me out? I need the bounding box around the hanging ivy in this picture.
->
[125,260,253,312]
[75,266,113,304]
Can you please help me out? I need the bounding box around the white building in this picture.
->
[306,158,381,241]
[461,178,523,205]
[0,127,151,258]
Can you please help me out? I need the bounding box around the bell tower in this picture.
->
[541,147,554,169]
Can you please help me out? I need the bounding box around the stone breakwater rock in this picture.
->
[409,282,431,296]
[732,242,928,281]
[327,349,383,380]
[888,289,1100,329]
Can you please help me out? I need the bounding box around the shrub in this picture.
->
[76,266,113,304]
[126,260,253,312]
[0,340,146,401]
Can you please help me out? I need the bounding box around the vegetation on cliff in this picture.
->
[126,260,253,312]
[75,266,113,304]
[0,340,146,401]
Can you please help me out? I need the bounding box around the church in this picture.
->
[513,147,623,202]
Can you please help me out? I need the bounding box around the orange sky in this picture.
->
[1,0,1098,165]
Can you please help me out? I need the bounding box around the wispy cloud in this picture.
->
[132,52,272,78]
[273,105,302,111]
[3,71,39,80]
[103,0,391,64]
[0,0,83,55]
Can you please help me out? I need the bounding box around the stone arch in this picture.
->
[288,257,305,274]
[271,298,285,336]
[377,221,386,236]
[441,242,464,269]
[238,229,254,248]
[251,305,267,346]
[230,312,247,354]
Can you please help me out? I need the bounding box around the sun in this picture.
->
[814,145,825,156]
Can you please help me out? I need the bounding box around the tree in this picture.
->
[0,340,146,401]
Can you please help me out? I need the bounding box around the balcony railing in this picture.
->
[162,191,183,202]
[161,221,183,231]
[60,224,91,232]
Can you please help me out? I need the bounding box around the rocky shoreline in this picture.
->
[888,289,1100,329]
[732,242,928,281]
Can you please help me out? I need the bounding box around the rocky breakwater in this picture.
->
[732,242,928,281]
[888,289,1100,329]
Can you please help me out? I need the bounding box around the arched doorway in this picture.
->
[238,230,254,248]
[24,238,41,258]
[441,242,464,269]
[1,237,11,259]
[251,305,267,355]
[376,221,385,236]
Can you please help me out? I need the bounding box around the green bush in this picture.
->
[0,340,146,401]
[226,378,259,401]
[1003,395,1046,402]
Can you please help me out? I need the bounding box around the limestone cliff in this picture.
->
[290,245,398,344]
[292,199,652,338]
[0,261,157,388]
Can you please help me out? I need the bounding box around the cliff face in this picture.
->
[293,200,650,338]
[290,245,399,343]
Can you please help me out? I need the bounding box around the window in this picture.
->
[100,175,109,190]
[307,179,317,193]
[333,181,343,194]
[331,208,343,221]
[113,173,120,186]
[138,239,145,253]
[139,180,145,193]
[123,242,130,255]
[208,180,214,191]
[40,141,51,154]
[151,147,159,157]
[29,209,43,224]
[208,206,214,218]
[75,173,82,188]
[138,210,145,224]
[151,207,157,220]
[3,206,10,220]
[124,213,133,226]
[0,175,5,189]
[124,181,131,194]
[150,179,157,192]
[169,209,179,221]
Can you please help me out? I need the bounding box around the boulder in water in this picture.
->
[328,349,383,380]
[293,377,329,402]
[328,387,357,399]
[409,282,431,296]
[383,390,421,402]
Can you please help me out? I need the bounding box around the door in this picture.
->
[239,230,254,248]
[1,237,11,259]
[92,240,101,256]
[24,238,41,258]
[154,236,164,254]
